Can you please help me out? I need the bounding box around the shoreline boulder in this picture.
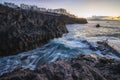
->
[96,24,100,28]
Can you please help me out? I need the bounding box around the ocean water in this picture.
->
[0,20,120,75]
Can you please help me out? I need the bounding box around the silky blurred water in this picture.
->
[0,20,120,75]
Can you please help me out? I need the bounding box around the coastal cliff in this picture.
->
[0,4,87,56]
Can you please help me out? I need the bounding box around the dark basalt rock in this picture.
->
[1,54,120,80]
[96,24,100,28]
[0,59,106,80]
[0,4,87,56]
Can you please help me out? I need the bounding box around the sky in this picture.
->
[0,0,120,18]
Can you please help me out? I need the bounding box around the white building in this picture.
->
[30,5,38,10]
[20,4,30,10]
[54,8,68,14]
[39,8,47,12]
[47,9,55,13]
[4,2,18,8]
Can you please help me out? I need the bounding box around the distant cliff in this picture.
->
[0,4,87,56]
[87,16,120,21]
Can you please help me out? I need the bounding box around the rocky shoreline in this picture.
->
[0,54,120,80]
[0,41,120,80]
[1,3,120,80]
[0,4,87,56]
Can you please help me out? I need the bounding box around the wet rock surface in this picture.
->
[0,4,87,56]
[0,54,120,80]
[96,24,101,28]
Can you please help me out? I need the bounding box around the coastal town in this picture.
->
[1,2,76,18]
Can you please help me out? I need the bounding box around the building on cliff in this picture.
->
[20,4,30,10]
[20,4,71,15]
[2,2,76,18]
[47,9,55,13]
[38,8,47,12]
[4,2,18,8]
[54,8,68,14]
[20,4,47,12]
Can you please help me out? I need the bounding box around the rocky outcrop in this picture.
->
[1,54,120,80]
[0,4,87,56]
[0,59,105,80]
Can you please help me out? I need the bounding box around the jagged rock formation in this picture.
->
[0,54,120,80]
[0,4,87,56]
